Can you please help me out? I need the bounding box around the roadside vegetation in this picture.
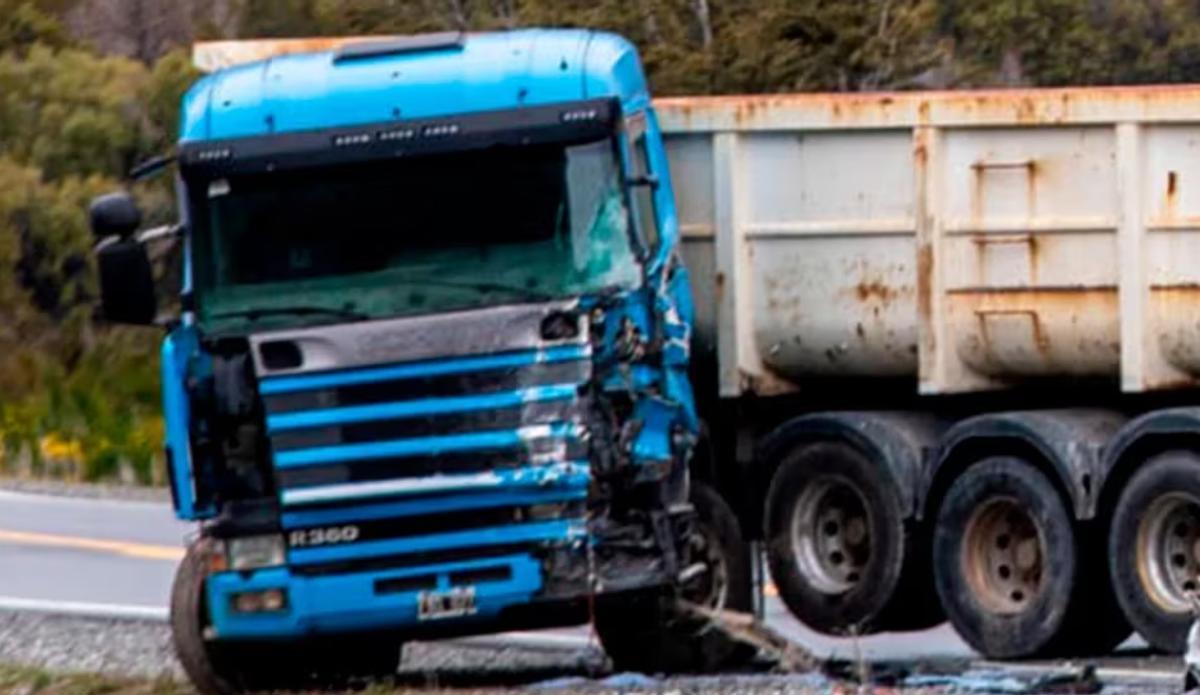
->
[0,663,186,695]
[5,0,1200,484]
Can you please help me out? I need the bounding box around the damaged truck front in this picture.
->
[89,31,751,694]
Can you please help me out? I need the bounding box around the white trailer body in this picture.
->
[657,86,1200,397]
[656,86,1200,661]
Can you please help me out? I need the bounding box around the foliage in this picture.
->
[7,0,1200,485]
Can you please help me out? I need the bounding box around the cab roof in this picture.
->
[181,29,649,143]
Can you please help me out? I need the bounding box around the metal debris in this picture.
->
[677,601,821,673]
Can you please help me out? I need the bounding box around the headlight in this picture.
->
[226,534,285,571]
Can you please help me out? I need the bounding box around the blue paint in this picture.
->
[288,519,585,566]
[267,383,579,432]
[207,553,543,638]
[280,486,588,528]
[259,344,589,395]
[161,326,210,519]
[274,422,582,468]
[280,461,591,507]
[182,31,650,143]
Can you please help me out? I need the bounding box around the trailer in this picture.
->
[657,85,1200,657]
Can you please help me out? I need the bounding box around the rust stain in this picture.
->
[1027,160,1039,219]
[739,366,798,396]
[916,242,933,325]
[949,286,1120,376]
[975,308,1050,354]
[655,83,1200,131]
[854,279,902,305]
[1166,171,1180,221]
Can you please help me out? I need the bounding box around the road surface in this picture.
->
[0,486,1166,670]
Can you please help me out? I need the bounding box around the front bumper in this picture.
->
[208,551,549,639]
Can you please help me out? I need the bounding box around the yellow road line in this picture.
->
[0,529,184,561]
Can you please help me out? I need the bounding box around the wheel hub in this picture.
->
[791,477,871,594]
[1136,493,1200,613]
[962,498,1045,614]
[685,519,730,612]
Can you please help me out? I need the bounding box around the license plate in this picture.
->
[417,586,477,621]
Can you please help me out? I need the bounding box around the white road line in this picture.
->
[0,596,168,622]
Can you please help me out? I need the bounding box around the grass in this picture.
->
[0,664,534,695]
[0,664,186,695]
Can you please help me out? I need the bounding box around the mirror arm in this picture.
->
[136,223,183,244]
[625,173,660,189]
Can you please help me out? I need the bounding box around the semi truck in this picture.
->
[88,27,1200,692]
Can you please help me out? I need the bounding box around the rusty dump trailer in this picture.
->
[655,86,1200,659]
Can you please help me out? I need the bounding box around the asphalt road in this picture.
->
[0,486,976,661]
[0,486,1185,692]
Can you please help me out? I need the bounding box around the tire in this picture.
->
[764,441,935,635]
[933,458,1119,658]
[171,541,401,694]
[595,482,754,674]
[1109,451,1200,653]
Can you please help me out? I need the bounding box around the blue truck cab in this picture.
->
[89,29,751,693]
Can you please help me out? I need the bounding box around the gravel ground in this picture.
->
[0,611,612,687]
[0,610,1182,694]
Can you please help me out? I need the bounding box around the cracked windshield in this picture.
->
[190,138,640,331]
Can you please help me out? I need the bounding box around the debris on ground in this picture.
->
[677,601,821,673]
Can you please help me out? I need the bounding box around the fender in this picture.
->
[925,409,1125,521]
[757,411,945,519]
[1096,407,1200,519]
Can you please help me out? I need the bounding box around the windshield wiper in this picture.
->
[210,305,369,322]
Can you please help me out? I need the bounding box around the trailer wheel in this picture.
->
[595,482,754,674]
[171,542,401,694]
[764,442,917,634]
[933,458,1089,658]
[1109,451,1200,653]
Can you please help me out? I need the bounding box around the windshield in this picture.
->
[189,138,641,332]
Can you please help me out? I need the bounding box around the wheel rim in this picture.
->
[791,476,871,594]
[1135,492,1200,613]
[686,517,730,611]
[961,497,1045,614]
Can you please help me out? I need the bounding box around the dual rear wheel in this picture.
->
[764,446,1130,658]
[1108,451,1200,653]
[931,458,1128,658]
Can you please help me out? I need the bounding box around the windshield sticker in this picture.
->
[208,179,231,199]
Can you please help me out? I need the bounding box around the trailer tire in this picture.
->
[933,458,1092,658]
[1109,451,1200,653]
[594,482,754,674]
[764,442,916,634]
[171,542,401,694]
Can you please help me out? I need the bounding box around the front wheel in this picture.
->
[594,482,754,674]
[171,541,402,694]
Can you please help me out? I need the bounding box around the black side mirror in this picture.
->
[97,239,157,325]
[89,192,142,239]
